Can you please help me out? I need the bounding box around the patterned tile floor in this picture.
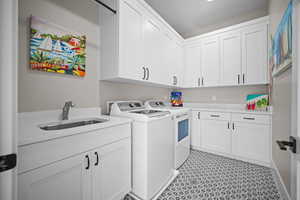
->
[125,150,282,200]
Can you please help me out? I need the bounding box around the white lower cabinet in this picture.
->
[19,138,131,200]
[201,119,231,155]
[92,139,131,200]
[191,111,271,166]
[191,111,201,148]
[19,152,92,200]
[232,122,270,164]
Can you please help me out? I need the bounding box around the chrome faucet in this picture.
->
[62,101,75,120]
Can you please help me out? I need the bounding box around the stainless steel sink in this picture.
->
[39,118,109,131]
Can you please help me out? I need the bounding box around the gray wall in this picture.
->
[269,0,292,194]
[18,0,169,112]
[99,81,169,114]
[181,85,268,104]
[18,0,100,112]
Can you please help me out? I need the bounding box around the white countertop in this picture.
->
[18,107,132,146]
[183,103,272,115]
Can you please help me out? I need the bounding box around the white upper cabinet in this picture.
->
[143,18,163,83]
[242,24,268,85]
[183,17,269,88]
[119,0,144,80]
[201,36,220,87]
[220,31,242,86]
[101,2,269,88]
[183,44,201,88]
[170,41,184,86]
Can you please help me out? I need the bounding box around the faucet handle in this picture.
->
[65,101,75,107]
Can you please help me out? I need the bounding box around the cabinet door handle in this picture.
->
[173,76,177,85]
[202,77,204,86]
[210,115,220,118]
[85,155,90,170]
[198,112,200,119]
[146,68,150,80]
[243,117,255,120]
[232,123,235,130]
[198,78,201,87]
[227,122,230,129]
[175,76,178,85]
[142,67,146,80]
[238,74,240,84]
[242,74,245,84]
[94,152,99,166]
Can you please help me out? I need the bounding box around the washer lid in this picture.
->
[130,109,170,118]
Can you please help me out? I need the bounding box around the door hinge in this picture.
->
[0,153,17,173]
[277,136,297,154]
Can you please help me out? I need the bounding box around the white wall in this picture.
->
[268,0,292,195]
[181,85,268,104]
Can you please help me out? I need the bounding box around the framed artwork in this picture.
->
[30,16,86,77]
[270,1,293,77]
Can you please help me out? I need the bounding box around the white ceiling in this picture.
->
[145,0,269,38]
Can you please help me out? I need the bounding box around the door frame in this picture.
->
[0,1,18,200]
[291,0,300,199]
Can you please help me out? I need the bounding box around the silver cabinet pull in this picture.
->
[198,78,201,87]
[243,117,255,120]
[146,68,150,80]
[210,115,220,118]
[242,73,245,84]
[201,77,204,86]
[142,67,146,80]
[238,74,240,84]
[85,155,90,170]
[198,112,200,119]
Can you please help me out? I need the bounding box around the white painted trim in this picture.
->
[185,16,270,44]
[0,1,18,200]
[137,0,184,42]
[272,159,292,200]
[291,1,300,199]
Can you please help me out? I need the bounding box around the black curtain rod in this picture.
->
[95,0,117,14]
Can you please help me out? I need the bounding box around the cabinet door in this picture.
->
[18,153,91,200]
[220,31,242,86]
[191,111,201,149]
[143,18,164,83]
[159,31,174,85]
[92,139,131,200]
[184,45,201,88]
[201,36,220,87]
[119,0,144,80]
[170,42,184,86]
[242,24,268,85]
[232,122,270,163]
[201,119,231,154]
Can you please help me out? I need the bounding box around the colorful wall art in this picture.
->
[246,94,269,111]
[30,16,86,77]
[270,0,293,77]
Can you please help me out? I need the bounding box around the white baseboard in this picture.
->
[271,159,291,200]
